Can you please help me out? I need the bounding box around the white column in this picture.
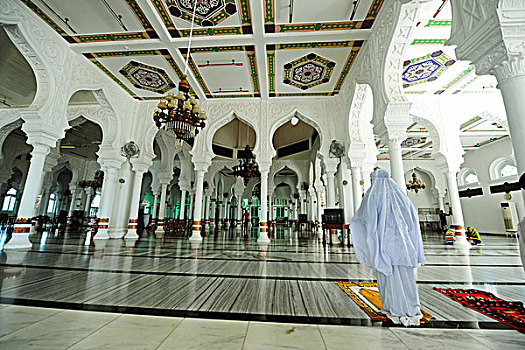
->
[446,170,470,247]
[388,138,406,192]
[268,195,273,222]
[94,166,118,240]
[350,166,363,212]
[325,172,336,208]
[204,194,211,229]
[258,167,270,243]
[125,165,147,239]
[188,190,195,222]
[339,160,354,223]
[190,170,205,241]
[6,143,50,249]
[236,196,242,229]
[151,192,159,223]
[316,189,323,232]
[67,185,78,217]
[308,190,316,222]
[179,190,187,221]
[156,183,168,236]
[83,187,93,217]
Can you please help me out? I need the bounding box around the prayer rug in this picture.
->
[336,282,434,323]
[434,288,525,333]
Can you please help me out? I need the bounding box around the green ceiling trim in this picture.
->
[406,122,418,131]
[90,60,138,98]
[275,92,331,97]
[276,41,355,50]
[411,39,448,45]
[75,32,148,43]
[189,46,246,53]
[333,48,359,94]
[125,0,155,30]
[264,0,274,24]
[21,0,66,35]
[366,0,385,19]
[461,76,478,89]
[441,65,475,90]
[460,116,482,130]
[246,51,261,95]
[276,21,362,33]
[238,0,252,25]
[90,50,160,58]
[404,91,426,94]
[214,94,254,98]
[267,50,276,95]
[151,0,176,30]
[425,19,452,27]
[179,26,243,37]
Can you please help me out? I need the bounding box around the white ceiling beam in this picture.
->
[250,0,268,98]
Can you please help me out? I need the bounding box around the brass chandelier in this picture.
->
[232,145,260,185]
[154,78,206,140]
[152,0,206,141]
[406,172,426,193]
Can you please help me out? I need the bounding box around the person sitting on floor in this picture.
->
[466,226,482,245]
[351,169,426,326]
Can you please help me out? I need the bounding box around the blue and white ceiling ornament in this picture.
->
[402,50,455,88]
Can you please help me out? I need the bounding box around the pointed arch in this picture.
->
[205,111,259,159]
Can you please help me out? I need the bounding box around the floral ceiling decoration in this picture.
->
[119,60,175,94]
[167,0,237,27]
[402,50,456,88]
[283,53,336,90]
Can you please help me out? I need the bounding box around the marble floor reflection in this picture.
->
[0,227,524,332]
[0,304,524,350]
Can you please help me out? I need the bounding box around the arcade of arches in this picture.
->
[0,0,524,348]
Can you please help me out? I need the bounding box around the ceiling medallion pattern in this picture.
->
[283,53,336,90]
[167,0,237,26]
[402,50,456,88]
[119,61,175,94]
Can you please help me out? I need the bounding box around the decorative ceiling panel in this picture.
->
[23,0,381,99]
[83,49,192,100]
[151,0,252,37]
[179,45,260,98]
[264,0,383,33]
[22,0,159,43]
[266,41,362,97]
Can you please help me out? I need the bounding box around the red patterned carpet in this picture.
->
[434,288,525,333]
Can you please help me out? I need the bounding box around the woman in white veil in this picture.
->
[351,169,426,326]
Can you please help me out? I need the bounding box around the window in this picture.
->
[2,188,17,211]
[500,164,518,178]
[465,173,478,184]
[47,193,56,213]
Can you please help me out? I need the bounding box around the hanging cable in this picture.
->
[184,0,198,76]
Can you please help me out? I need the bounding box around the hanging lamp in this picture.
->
[153,1,206,141]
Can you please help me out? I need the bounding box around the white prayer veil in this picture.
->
[350,169,426,275]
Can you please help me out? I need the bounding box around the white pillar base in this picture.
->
[455,235,471,247]
[257,235,270,243]
[93,229,110,240]
[189,234,203,241]
[108,228,126,239]
[4,233,32,249]
[124,229,139,239]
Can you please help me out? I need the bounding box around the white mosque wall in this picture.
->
[460,137,524,235]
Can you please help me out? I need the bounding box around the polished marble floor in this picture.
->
[1,304,524,349]
[0,227,524,335]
